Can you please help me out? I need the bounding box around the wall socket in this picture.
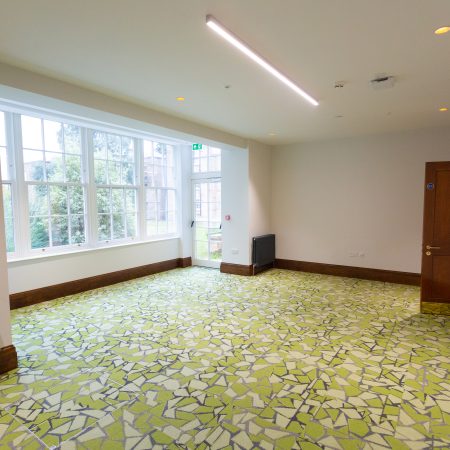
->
[231,248,239,255]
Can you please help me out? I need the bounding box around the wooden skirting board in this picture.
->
[10,257,192,310]
[0,345,18,374]
[220,262,253,276]
[274,259,421,286]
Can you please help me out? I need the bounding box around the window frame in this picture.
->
[0,103,181,261]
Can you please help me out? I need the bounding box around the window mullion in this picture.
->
[137,138,146,240]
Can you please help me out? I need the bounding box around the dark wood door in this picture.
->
[421,161,450,304]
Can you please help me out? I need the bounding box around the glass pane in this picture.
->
[196,240,208,260]
[146,188,157,204]
[126,213,137,238]
[157,216,168,234]
[69,186,84,215]
[107,134,121,161]
[167,212,176,233]
[0,111,6,147]
[125,189,136,212]
[4,217,14,253]
[46,152,64,182]
[122,163,135,185]
[63,124,81,154]
[96,188,110,213]
[209,182,221,203]
[166,146,174,167]
[108,161,121,184]
[209,147,221,156]
[94,159,108,184]
[49,185,68,215]
[200,158,207,172]
[195,222,208,241]
[209,155,221,172]
[146,202,156,221]
[2,183,12,218]
[153,165,165,187]
[111,188,124,213]
[210,237,222,261]
[121,137,134,162]
[98,214,111,241]
[70,215,85,244]
[0,147,8,180]
[93,131,107,159]
[168,190,176,211]
[30,217,49,249]
[21,115,43,149]
[112,213,125,239]
[65,155,82,182]
[157,189,168,211]
[146,220,157,235]
[153,142,165,163]
[51,216,69,246]
[143,140,153,159]
[24,150,45,181]
[193,158,200,173]
[28,185,48,216]
[43,120,63,152]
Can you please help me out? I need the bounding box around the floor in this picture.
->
[0,267,449,449]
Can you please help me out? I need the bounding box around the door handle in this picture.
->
[426,245,441,250]
[191,221,194,228]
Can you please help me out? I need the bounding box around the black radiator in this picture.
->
[252,234,275,274]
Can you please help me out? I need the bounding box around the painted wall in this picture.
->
[248,140,272,241]
[221,146,250,265]
[8,239,179,294]
[272,127,450,273]
[0,183,12,347]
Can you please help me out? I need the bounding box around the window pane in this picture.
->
[64,124,81,154]
[43,120,63,152]
[125,189,136,212]
[167,190,176,211]
[166,166,175,188]
[0,147,8,180]
[49,185,67,215]
[4,217,14,252]
[122,163,134,185]
[69,186,84,215]
[107,134,121,160]
[21,115,43,149]
[112,213,125,239]
[30,217,49,249]
[46,152,64,182]
[70,215,85,244]
[0,112,6,147]
[126,213,137,237]
[2,184,14,252]
[94,159,108,184]
[121,137,134,162]
[108,161,121,184]
[98,214,111,241]
[93,131,107,159]
[51,216,69,246]
[24,150,45,181]
[28,185,49,216]
[96,188,110,213]
[146,220,157,235]
[168,212,176,234]
[65,155,82,183]
[209,155,221,172]
[111,188,123,213]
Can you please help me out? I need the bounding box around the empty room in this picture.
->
[0,1,449,449]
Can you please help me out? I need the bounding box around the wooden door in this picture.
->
[421,161,450,305]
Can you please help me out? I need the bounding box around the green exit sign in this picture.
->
[192,143,203,150]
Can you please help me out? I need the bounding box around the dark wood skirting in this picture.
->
[10,257,192,310]
[253,262,274,275]
[220,262,253,276]
[0,345,18,374]
[274,259,421,286]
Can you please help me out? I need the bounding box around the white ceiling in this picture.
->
[0,0,449,145]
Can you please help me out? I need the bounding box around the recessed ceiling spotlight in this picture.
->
[439,107,448,112]
[268,132,277,136]
[434,26,450,35]
[335,115,344,118]
[176,97,185,101]
[206,15,319,106]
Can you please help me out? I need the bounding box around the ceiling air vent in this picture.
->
[370,74,396,90]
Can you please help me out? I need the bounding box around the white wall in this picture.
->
[221,146,250,265]
[8,239,179,294]
[248,141,272,240]
[272,127,450,273]
[0,183,12,347]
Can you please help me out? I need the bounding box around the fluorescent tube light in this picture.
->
[206,15,319,106]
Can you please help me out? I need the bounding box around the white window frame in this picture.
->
[0,102,181,261]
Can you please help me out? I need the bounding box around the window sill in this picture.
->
[7,235,180,265]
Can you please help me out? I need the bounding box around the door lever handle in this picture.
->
[426,245,441,250]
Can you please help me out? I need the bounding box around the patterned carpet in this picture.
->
[0,267,449,449]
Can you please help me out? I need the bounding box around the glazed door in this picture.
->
[421,161,450,304]
[192,179,222,268]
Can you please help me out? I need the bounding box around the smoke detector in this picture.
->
[370,74,396,90]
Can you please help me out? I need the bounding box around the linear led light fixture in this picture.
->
[206,15,319,106]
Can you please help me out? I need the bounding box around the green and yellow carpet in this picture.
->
[0,267,449,449]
